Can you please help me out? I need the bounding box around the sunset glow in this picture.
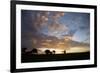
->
[37,46,89,54]
[21,10,90,54]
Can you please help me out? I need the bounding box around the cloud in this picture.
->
[47,23,68,38]
[33,12,49,31]
[30,11,67,38]
[48,23,67,32]
[52,12,64,20]
[22,10,90,51]
[45,39,52,42]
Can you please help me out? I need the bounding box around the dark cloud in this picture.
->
[21,10,90,51]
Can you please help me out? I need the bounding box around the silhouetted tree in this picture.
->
[52,50,56,54]
[63,50,66,54]
[50,52,52,54]
[32,48,38,54]
[45,49,51,55]
[22,48,27,54]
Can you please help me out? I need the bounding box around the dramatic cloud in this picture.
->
[33,11,49,32]
[47,23,68,38]
[30,11,68,38]
[51,12,65,22]
[21,10,90,53]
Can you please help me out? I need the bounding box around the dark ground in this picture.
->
[21,52,90,63]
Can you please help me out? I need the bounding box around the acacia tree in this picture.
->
[45,49,51,55]
[52,50,56,54]
[32,48,38,54]
[22,48,27,54]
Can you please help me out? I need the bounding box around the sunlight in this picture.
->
[38,46,90,54]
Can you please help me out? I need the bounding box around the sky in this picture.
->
[21,10,90,53]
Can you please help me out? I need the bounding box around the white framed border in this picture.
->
[15,4,95,69]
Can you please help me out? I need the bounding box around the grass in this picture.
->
[21,52,90,63]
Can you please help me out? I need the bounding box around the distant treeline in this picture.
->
[22,48,67,55]
[21,48,90,63]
